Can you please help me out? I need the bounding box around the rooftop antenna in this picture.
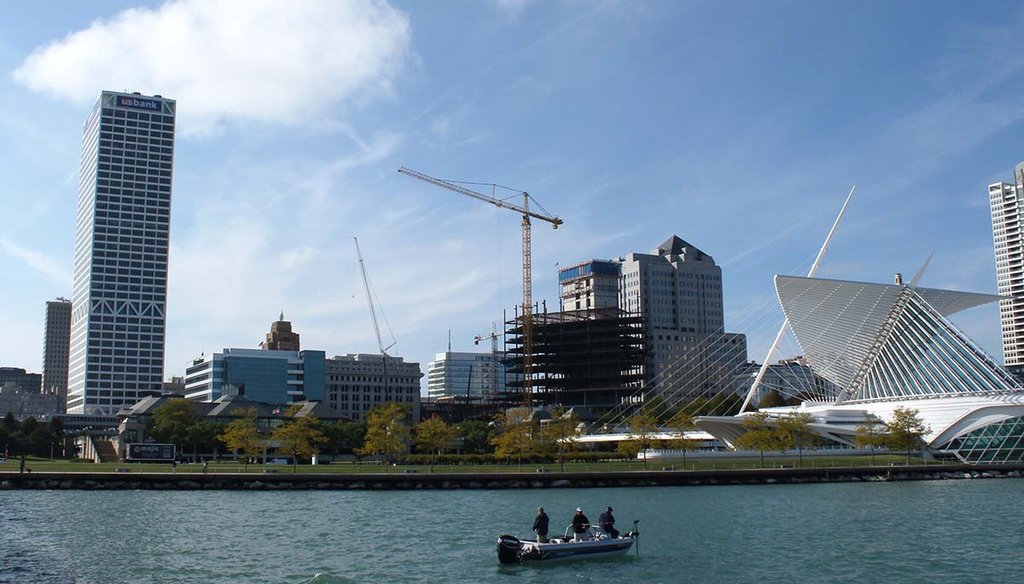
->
[740,185,855,413]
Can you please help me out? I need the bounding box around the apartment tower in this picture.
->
[989,161,1024,376]
[67,91,175,414]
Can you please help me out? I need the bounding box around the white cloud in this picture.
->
[13,0,413,135]
[0,239,69,286]
[494,0,532,20]
[279,246,319,268]
[300,129,403,202]
[430,116,451,138]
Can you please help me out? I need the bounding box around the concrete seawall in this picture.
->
[2,463,1023,490]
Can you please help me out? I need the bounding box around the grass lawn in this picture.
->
[0,454,936,475]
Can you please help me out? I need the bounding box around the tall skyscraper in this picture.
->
[67,91,176,415]
[557,236,747,397]
[619,236,746,395]
[43,297,72,405]
[989,161,1024,376]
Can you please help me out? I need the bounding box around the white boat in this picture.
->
[497,523,639,564]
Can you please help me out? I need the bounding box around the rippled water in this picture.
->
[2,479,1022,583]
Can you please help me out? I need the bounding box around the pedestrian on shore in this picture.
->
[19,455,25,474]
[533,507,550,543]
[571,507,590,542]
[202,460,208,475]
[172,460,177,474]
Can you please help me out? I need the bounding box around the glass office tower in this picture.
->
[67,91,175,414]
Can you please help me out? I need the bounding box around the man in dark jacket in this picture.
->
[533,507,549,543]
[571,507,591,541]
[598,506,619,538]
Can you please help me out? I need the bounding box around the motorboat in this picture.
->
[497,523,639,564]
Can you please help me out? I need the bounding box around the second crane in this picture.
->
[398,166,563,406]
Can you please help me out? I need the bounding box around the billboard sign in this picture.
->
[125,443,176,461]
[117,95,162,112]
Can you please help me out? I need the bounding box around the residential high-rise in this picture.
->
[43,297,72,404]
[990,162,1024,376]
[67,91,176,415]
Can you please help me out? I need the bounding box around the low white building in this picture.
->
[426,351,514,399]
[698,274,1024,464]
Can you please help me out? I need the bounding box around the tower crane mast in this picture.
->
[474,322,500,397]
[398,166,563,406]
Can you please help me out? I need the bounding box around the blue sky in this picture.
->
[2,1,1024,390]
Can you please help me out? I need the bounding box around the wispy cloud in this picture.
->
[493,0,532,21]
[300,128,403,203]
[12,0,414,136]
[0,239,69,286]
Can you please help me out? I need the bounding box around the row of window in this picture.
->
[326,375,419,384]
[98,160,172,173]
[97,178,172,189]
[86,357,163,366]
[86,318,164,331]
[326,384,418,393]
[96,193,171,205]
[103,107,173,121]
[103,124,174,139]
[99,151,173,163]
[104,112,174,127]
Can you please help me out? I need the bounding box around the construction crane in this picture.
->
[398,166,563,406]
[354,237,396,393]
[474,322,500,397]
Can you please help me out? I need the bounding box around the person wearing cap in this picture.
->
[571,507,591,541]
[533,507,550,543]
[598,506,619,538]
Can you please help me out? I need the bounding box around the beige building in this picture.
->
[261,312,301,351]
[325,354,422,422]
[42,297,72,406]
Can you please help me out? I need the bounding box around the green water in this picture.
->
[1,479,1021,583]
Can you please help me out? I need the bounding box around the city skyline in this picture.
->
[2,2,1024,391]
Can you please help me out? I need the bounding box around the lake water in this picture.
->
[2,479,1022,583]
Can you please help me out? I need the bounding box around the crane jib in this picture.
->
[398,165,563,407]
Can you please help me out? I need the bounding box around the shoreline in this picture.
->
[2,463,1022,490]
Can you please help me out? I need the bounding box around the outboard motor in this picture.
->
[497,535,522,564]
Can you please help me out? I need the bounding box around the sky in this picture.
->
[2,0,1024,393]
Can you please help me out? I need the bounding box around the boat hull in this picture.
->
[497,534,636,564]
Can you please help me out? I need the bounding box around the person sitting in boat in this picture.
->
[571,507,591,541]
[533,507,550,543]
[598,506,619,538]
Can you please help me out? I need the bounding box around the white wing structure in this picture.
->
[698,275,1024,464]
[774,275,1019,403]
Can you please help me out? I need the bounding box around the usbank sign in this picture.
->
[118,95,161,111]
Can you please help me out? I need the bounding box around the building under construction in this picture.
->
[502,307,646,412]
